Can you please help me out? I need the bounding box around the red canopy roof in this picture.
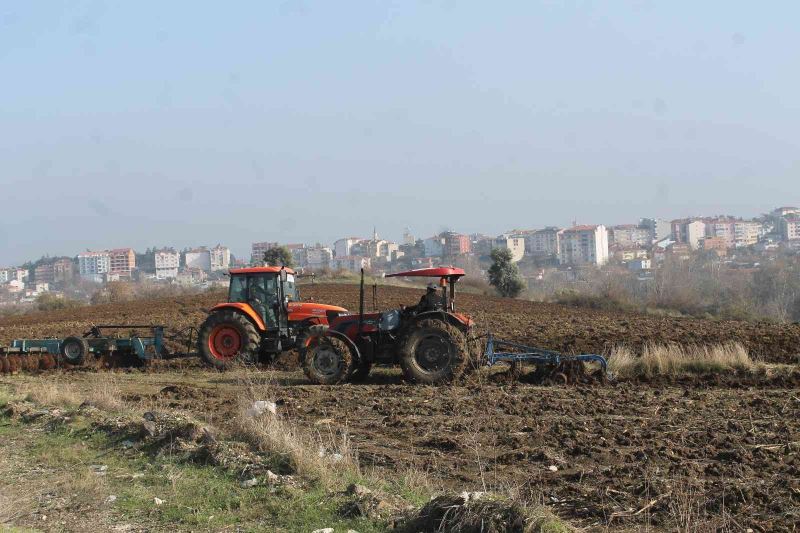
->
[386,267,466,279]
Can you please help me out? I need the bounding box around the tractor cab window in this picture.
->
[228,275,248,303]
[249,274,278,328]
[283,274,299,301]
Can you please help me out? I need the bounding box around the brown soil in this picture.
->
[1,284,798,530]
[2,284,799,363]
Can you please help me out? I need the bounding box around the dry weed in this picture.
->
[15,373,124,412]
[232,367,358,484]
[608,342,756,379]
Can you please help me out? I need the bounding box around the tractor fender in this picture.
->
[208,303,266,332]
[300,328,362,365]
[414,310,472,332]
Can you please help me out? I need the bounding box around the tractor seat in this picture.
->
[378,309,401,331]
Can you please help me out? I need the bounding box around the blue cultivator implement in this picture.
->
[483,334,610,384]
[2,325,169,368]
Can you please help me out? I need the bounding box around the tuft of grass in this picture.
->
[608,342,756,379]
[14,373,124,412]
[233,383,358,483]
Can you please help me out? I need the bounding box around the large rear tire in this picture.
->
[302,334,355,385]
[399,319,467,384]
[198,310,261,370]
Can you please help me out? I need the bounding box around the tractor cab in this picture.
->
[225,266,295,332]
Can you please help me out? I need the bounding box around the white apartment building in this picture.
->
[185,248,212,271]
[0,268,27,284]
[155,249,180,279]
[78,251,111,283]
[671,219,706,250]
[210,245,231,271]
[558,225,609,266]
[493,234,525,263]
[334,238,363,258]
[526,227,562,257]
[733,221,762,247]
[251,242,279,264]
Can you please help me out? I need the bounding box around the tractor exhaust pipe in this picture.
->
[358,268,365,337]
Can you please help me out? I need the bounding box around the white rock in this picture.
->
[347,530,360,533]
[459,491,486,502]
[245,400,277,417]
[153,497,164,506]
[91,465,108,475]
[548,465,558,472]
[266,470,280,483]
[105,495,117,504]
[311,529,334,533]
[240,478,258,488]
[121,440,134,448]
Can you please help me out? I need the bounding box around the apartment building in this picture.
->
[492,234,525,263]
[423,236,444,258]
[78,251,111,282]
[558,225,609,266]
[185,248,212,271]
[155,249,180,279]
[704,219,736,248]
[1,268,28,284]
[305,246,333,270]
[109,248,136,276]
[251,242,279,264]
[210,245,231,271]
[733,221,762,247]
[526,227,562,257]
[671,219,706,250]
[334,238,364,258]
[442,232,472,256]
[34,263,55,284]
[781,217,800,241]
[639,218,671,242]
[609,225,651,248]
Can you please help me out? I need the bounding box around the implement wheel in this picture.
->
[198,310,260,370]
[302,335,354,385]
[61,336,89,365]
[399,319,467,384]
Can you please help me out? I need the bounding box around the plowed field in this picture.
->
[2,283,799,363]
[1,284,799,530]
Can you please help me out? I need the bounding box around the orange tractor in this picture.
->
[197,266,348,369]
[298,267,477,385]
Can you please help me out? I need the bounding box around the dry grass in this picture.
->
[232,368,359,484]
[608,342,756,379]
[14,372,124,412]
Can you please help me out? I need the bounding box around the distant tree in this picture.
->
[36,292,80,312]
[263,246,294,267]
[488,248,525,298]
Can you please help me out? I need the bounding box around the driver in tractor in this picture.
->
[413,283,442,314]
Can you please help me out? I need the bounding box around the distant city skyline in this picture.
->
[2,2,799,265]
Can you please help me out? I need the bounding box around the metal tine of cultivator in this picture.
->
[484,334,608,375]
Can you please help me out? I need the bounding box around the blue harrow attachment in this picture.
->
[482,334,610,384]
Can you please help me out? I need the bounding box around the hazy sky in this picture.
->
[1,1,799,265]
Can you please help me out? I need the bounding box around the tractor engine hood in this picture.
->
[287,301,348,322]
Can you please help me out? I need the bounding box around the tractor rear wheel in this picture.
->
[399,319,468,384]
[198,310,261,370]
[302,335,354,385]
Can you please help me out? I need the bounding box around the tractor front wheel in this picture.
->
[198,310,261,370]
[399,319,467,384]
